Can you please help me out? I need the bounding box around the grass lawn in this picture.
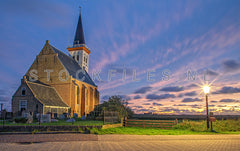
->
[91,119,240,135]
[1,119,240,135]
[91,127,240,135]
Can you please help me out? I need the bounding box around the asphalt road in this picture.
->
[0,134,239,151]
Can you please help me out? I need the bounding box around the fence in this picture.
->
[103,111,119,124]
[124,119,178,129]
[87,111,119,124]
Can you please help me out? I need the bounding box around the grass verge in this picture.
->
[90,127,240,135]
[90,119,240,135]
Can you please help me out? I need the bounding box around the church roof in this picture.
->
[50,45,97,87]
[26,81,69,108]
[74,12,85,45]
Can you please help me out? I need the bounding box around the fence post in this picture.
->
[143,120,145,128]
[103,110,105,125]
[175,119,178,125]
[123,117,127,127]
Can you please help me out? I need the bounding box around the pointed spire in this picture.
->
[74,7,85,45]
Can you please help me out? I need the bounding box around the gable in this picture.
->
[50,45,97,87]
[12,80,34,97]
[25,41,97,87]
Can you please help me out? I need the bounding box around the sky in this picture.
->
[0,0,240,115]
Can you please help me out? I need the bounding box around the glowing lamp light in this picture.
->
[203,86,210,94]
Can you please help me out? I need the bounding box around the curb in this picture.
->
[0,131,86,135]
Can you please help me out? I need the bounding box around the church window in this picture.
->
[86,58,88,63]
[77,55,79,61]
[19,100,27,112]
[86,89,88,105]
[77,86,79,104]
[21,88,26,96]
[73,56,75,60]
[36,104,38,112]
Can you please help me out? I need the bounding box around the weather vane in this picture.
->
[79,6,82,13]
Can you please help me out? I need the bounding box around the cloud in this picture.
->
[205,69,219,76]
[222,59,240,72]
[133,106,143,109]
[184,91,197,96]
[208,105,215,107]
[187,84,198,88]
[0,0,71,28]
[213,86,240,94]
[152,102,163,106]
[181,98,202,102]
[188,104,201,109]
[133,95,141,99]
[159,86,184,92]
[0,96,11,103]
[100,95,130,102]
[161,107,181,113]
[211,100,218,103]
[173,104,187,106]
[134,86,152,94]
[0,89,6,96]
[119,95,131,101]
[178,94,184,97]
[136,109,149,112]
[146,94,176,100]
[219,99,238,103]
[218,105,227,107]
[142,103,151,105]
[178,91,197,97]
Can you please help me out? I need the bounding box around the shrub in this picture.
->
[14,117,27,123]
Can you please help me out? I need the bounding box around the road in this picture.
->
[0,134,239,151]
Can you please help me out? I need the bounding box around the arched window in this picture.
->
[21,88,26,96]
[77,86,79,104]
[36,104,38,112]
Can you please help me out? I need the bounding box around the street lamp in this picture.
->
[203,85,210,129]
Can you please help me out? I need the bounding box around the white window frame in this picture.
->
[19,100,27,111]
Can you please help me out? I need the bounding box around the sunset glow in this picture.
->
[0,0,240,115]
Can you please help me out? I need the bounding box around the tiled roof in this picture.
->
[26,81,69,108]
[50,45,97,87]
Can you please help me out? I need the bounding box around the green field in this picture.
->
[91,119,240,135]
[1,119,240,135]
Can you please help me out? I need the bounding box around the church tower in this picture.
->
[67,10,90,73]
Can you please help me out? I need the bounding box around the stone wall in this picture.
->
[0,125,102,132]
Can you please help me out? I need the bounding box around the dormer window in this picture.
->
[21,88,26,96]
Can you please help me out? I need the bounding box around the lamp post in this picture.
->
[203,86,210,129]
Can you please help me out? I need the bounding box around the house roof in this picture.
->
[50,45,97,87]
[74,11,85,45]
[26,81,69,108]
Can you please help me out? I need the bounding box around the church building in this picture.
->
[12,11,100,118]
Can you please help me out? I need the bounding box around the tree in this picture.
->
[90,95,134,120]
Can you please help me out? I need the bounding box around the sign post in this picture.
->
[209,112,216,131]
